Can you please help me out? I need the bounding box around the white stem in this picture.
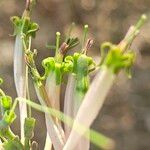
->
[63,74,76,138]
[64,68,115,150]
[73,81,90,150]
[45,73,65,142]
[73,97,90,149]
[14,34,27,143]
[34,85,64,150]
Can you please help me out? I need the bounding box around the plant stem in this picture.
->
[55,32,61,57]
[14,33,27,143]
[82,25,89,49]
[73,88,90,150]
[45,73,65,142]
[64,74,76,138]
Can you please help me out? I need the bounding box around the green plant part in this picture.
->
[102,43,135,75]
[44,32,80,85]
[11,16,39,38]
[0,96,12,114]
[42,57,73,85]
[24,118,36,150]
[64,52,95,96]
[25,50,43,87]
[3,137,24,150]
[0,90,17,141]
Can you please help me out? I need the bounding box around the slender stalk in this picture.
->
[64,68,115,149]
[55,32,61,58]
[64,74,76,138]
[73,88,90,150]
[82,25,89,49]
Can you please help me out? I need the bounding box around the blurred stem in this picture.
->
[55,32,61,58]
[119,14,147,51]
[82,25,88,49]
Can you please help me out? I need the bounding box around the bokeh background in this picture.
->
[0,0,150,149]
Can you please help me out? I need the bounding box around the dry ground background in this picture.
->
[0,0,150,149]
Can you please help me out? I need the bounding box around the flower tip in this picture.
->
[56,32,61,36]
[141,14,147,21]
[135,14,147,30]
[84,24,89,29]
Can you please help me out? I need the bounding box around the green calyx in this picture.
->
[75,54,93,94]
[65,53,95,94]
[101,43,135,75]
[10,16,39,37]
[42,57,72,85]
[64,53,95,75]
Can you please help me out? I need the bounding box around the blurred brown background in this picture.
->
[0,0,150,149]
